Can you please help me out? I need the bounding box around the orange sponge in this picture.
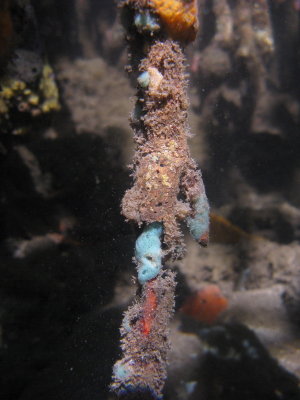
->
[150,0,198,42]
[181,285,228,324]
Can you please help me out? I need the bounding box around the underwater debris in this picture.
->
[8,233,65,259]
[14,145,53,197]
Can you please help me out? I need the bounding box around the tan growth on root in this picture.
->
[122,40,204,258]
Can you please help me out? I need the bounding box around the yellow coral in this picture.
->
[28,95,39,106]
[150,0,198,42]
[1,86,13,99]
[0,98,8,113]
[39,64,61,112]
[11,80,26,91]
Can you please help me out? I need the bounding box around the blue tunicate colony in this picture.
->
[137,71,150,88]
[135,222,163,284]
[113,362,132,381]
[186,193,209,242]
[134,11,160,33]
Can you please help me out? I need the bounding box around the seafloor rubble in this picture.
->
[0,1,300,400]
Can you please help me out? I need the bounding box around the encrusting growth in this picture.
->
[122,39,209,258]
[112,270,176,398]
[111,0,209,398]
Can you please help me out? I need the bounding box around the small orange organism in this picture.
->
[210,213,263,245]
[150,0,198,42]
[181,285,228,324]
[141,280,158,335]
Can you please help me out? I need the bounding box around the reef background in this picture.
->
[0,1,300,400]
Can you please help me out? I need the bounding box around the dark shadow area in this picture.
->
[0,130,134,399]
[181,323,300,400]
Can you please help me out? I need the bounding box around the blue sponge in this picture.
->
[187,193,209,244]
[135,222,163,284]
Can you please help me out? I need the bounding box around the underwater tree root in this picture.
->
[111,1,209,398]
